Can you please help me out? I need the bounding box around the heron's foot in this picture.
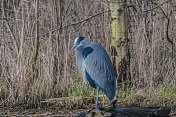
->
[86,101,117,117]
[101,99,117,111]
[86,108,116,117]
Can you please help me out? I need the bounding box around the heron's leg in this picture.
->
[96,86,100,108]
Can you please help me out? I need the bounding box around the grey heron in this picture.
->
[68,37,116,108]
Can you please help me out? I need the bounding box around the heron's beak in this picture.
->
[67,45,77,56]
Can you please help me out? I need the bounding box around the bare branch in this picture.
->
[148,0,173,45]
[144,0,172,12]
[39,10,111,37]
[1,10,111,45]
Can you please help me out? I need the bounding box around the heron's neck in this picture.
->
[75,46,84,76]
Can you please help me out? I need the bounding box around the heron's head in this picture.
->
[68,37,89,55]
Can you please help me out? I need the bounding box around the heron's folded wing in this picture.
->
[83,43,115,89]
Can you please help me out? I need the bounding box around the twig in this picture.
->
[70,20,88,34]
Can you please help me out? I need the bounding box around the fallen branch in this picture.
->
[78,103,171,117]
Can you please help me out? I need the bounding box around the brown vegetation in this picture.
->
[0,0,176,116]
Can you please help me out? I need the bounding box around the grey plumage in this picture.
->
[68,37,116,108]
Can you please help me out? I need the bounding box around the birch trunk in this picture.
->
[108,0,130,83]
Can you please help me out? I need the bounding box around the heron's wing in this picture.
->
[83,42,115,92]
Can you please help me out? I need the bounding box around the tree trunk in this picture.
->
[108,0,130,83]
[32,0,39,80]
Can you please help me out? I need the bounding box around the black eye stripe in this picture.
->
[77,37,85,43]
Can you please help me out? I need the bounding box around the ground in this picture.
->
[0,106,87,117]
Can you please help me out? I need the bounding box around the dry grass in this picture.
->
[0,0,176,113]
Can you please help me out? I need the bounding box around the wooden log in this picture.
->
[77,106,171,117]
